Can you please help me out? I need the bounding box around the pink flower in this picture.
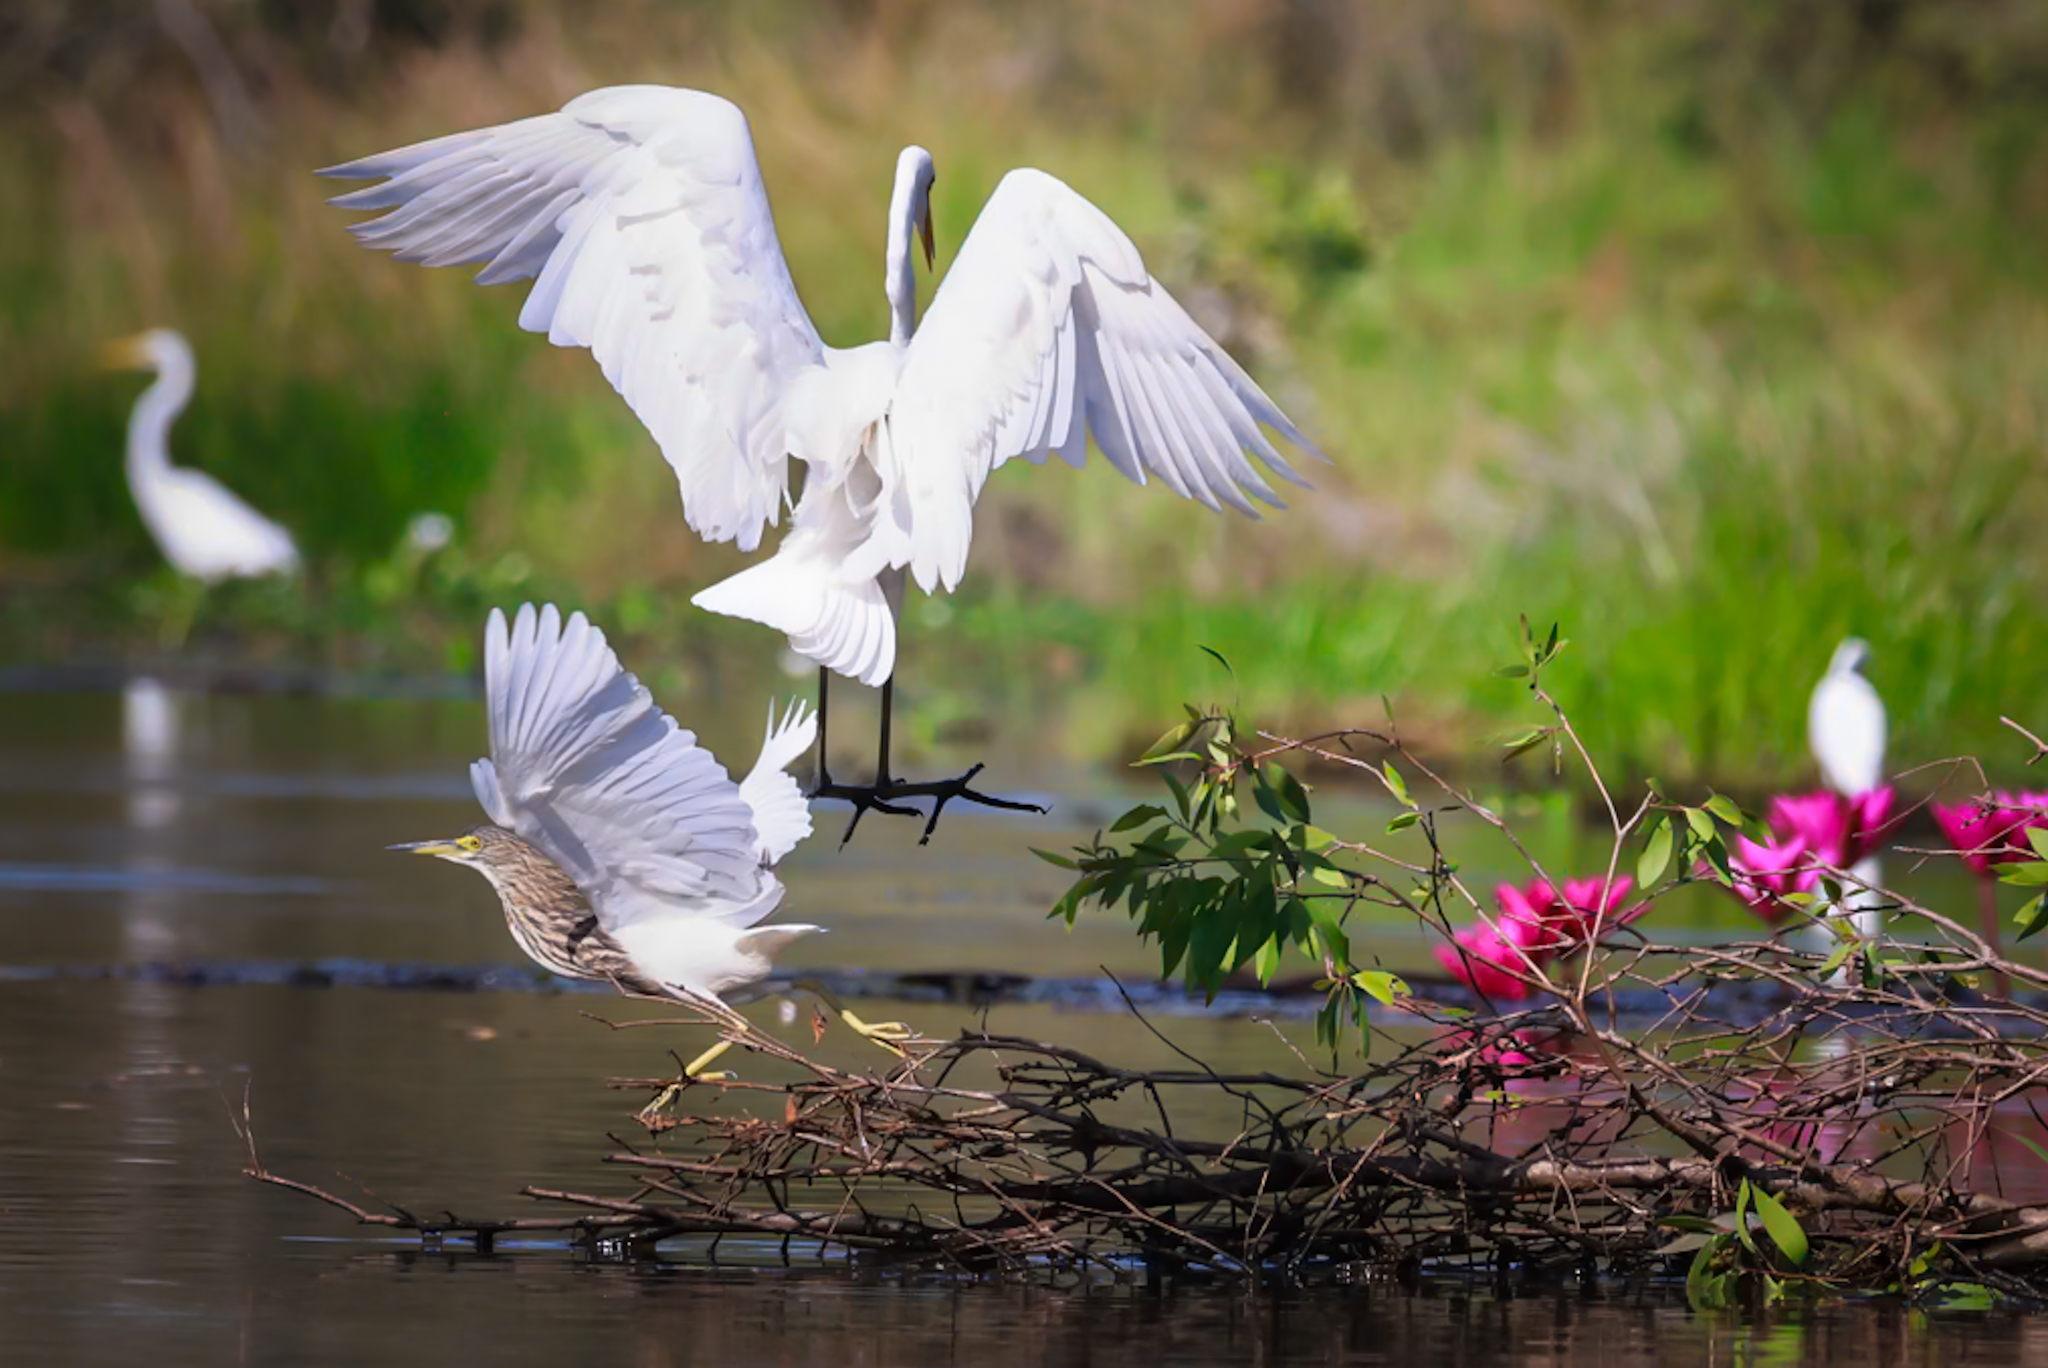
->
[1493,875,1634,952]
[1933,793,2048,877]
[1551,875,1634,944]
[1728,831,1818,922]
[1767,788,1895,868]
[1434,914,1549,1001]
[1436,874,1636,999]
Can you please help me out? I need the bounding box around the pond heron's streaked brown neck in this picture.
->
[390,825,655,993]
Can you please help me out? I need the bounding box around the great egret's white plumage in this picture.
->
[104,329,300,584]
[322,87,1318,690]
[1809,636,1887,944]
[1809,638,1886,797]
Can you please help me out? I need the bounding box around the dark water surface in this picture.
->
[0,686,2026,1364]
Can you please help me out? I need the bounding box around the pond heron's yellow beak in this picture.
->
[388,839,466,859]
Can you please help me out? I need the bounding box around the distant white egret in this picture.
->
[102,329,300,583]
[1809,636,1886,942]
[323,86,1320,839]
[391,602,911,1085]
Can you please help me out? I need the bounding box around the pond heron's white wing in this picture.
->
[323,86,824,553]
[469,603,761,930]
[737,697,817,865]
[878,168,1320,595]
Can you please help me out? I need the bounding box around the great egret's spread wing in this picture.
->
[323,86,825,552]
[737,698,817,864]
[880,169,1320,593]
[469,603,761,930]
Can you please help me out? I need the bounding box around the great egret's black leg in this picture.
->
[809,667,918,844]
[808,668,1049,847]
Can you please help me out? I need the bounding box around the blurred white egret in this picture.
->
[391,602,911,1085]
[1809,637,1886,796]
[102,329,300,583]
[323,87,1319,839]
[1809,636,1886,942]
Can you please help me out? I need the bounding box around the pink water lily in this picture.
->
[1726,787,1896,922]
[1435,917,1547,1001]
[1932,793,2048,876]
[1727,831,1818,921]
[1766,788,1896,868]
[1435,874,1634,999]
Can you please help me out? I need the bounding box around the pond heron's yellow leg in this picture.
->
[637,1037,738,1125]
[790,977,916,1058]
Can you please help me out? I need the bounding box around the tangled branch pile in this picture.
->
[249,949,2048,1301]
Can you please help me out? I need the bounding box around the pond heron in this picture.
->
[324,86,1320,841]
[392,603,912,1092]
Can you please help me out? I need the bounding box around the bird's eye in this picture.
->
[458,835,481,852]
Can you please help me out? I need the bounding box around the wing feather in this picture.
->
[880,167,1320,592]
[323,86,825,552]
[469,603,765,931]
[738,698,818,865]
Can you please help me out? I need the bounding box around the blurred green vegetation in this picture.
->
[0,0,2043,785]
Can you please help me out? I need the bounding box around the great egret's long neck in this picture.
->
[126,357,194,485]
[883,164,924,351]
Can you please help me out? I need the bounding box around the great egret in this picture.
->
[1808,636,1886,942]
[390,602,910,1084]
[102,329,300,583]
[323,86,1320,839]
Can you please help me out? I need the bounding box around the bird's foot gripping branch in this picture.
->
[246,630,2048,1302]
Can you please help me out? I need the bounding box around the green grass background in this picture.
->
[1,0,2043,788]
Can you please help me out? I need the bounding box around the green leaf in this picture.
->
[1351,970,1410,1005]
[1383,763,1412,808]
[1030,848,1079,870]
[1386,810,1421,833]
[1733,1180,1758,1255]
[1109,805,1168,833]
[1252,933,1282,984]
[1749,1185,1808,1266]
[1162,771,1192,822]
[2014,895,2048,943]
[1686,1234,1732,1311]
[1703,794,1744,828]
[1817,937,1857,980]
[1656,1215,1724,1234]
[2030,827,2048,862]
[1140,720,1200,762]
[1638,817,1674,887]
[1685,807,1718,844]
[1999,861,2048,887]
[1252,777,1286,824]
[1302,826,1341,851]
[1134,750,1204,768]
[1276,768,1312,824]
[1493,664,1529,679]
[1499,727,1549,761]
[1310,864,1351,888]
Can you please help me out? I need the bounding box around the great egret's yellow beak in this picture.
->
[919,203,935,272]
[389,838,468,859]
[99,334,153,372]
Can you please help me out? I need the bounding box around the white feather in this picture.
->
[1809,637,1887,796]
[329,95,1322,684]
[472,602,791,936]
[116,330,300,584]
